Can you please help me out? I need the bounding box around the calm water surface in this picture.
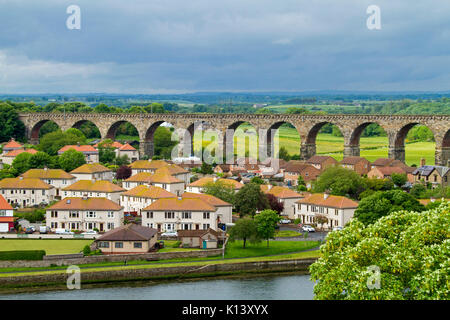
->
[0,274,314,300]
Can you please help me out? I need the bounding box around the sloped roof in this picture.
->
[150,167,183,183]
[94,141,123,149]
[3,139,23,149]
[371,158,396,167]
[129,160,169,170]
[0,194,13,210]
[374,166,406,176]
[340,156,370,165]
[0,178,54,190]
[182,192,232,207]
[297,193,358,209]
[70,163,111,174]
[22,169,75,180]
[3,149,38,157]
[285,161,318,173]
[178,228,220,238]
[122,185,176,199]
[260,185,304,199]
[48,197,122,211]
[142,197,217,212]
[188,177,243,189]
[62,180,125,193]
[163,164,189,175]
[119,143,136,151]
[412,165,450,177]
[307,155,337,164]
[125,172,154,183]
[96,224,157,241]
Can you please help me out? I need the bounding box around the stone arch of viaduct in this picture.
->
[18,113,450,166]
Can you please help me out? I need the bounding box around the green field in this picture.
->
[0,239,93,255]
[223,240,319,259]
[194,123,435,166]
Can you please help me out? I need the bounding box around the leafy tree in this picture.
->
[58,149,86,172]
[254,209,280,247]
[310,202,450,300]
[0,102,26,142]
[250,176,265,185]
[29,152,53,169]
[153,127,177,158]
[297,175,307,192]
[313,167,365,199]
[391,173,408,187]
[116,165,132,180]
[38,129,87,156]
[200,162,213,174]
[228,218,260,249]
[234,183,269,217]
[354,190,425,225]
[266,193,284,214]
[278,147,291,161]
[115,155,130,166]
[410,183,427,198]
[11,152,33,175]
[99,146,116,164]
[203,181,235,204]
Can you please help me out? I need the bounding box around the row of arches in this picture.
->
[27,118,448,166]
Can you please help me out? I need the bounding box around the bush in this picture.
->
[0,250,46,261]
[171,241,181,248]
[83,245,91,255]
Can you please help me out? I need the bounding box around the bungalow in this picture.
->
[1,148,38,165]
[306,155,338,172]
[21,168,76,197]
[95,224,158,254]
[187,177,243,193]
[295,193,358,230]
[120,185,176,215]
[0,177,56,208]
[70,163,114,182]
[178,228,220,249]
[58,144,99,164]
[62,180,126,203]
[260,185,306,219]
[284,161,321,188]
[340,157,371,176]
[46,197,124,232]
[141,197,218,232]
[0,195,14,233]
[129,160,168,175]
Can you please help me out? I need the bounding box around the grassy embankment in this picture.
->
[0,239,92,255]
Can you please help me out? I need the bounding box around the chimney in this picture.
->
[267,184,273,190]
[420,158,426,167]
[213,177,218,182]
[324,191,330,200]
[44,166,48,171]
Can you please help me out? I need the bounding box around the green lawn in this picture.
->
[275,230,302,238]
[0,239,93,255]
[224,240,319,259]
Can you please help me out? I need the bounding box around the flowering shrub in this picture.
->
[310,202,449,300]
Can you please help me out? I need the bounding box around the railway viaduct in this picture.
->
[18,113,450,165]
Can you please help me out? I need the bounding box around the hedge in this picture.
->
[0,250,46,261]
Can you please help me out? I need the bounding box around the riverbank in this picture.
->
[0,251,319,294]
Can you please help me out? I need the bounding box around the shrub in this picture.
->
[171,241,181,248]
[0,250,46,261]
[83,245,91,255]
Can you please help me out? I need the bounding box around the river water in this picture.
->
[0,274,315,300]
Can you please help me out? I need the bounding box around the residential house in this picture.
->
[123,170,185,195]
[46,197,124,232]
[117,143,139,162]
[141,197,218,232]
[182,192,233,225]
[187,177,243,193]
[129,160,168,175]
[94,140,123,157]
[178,228,221,249]
[120,185,176,215]
[1,149,38,165]
[284,160,321,188]
[213,164,231,176]
[21,168,76,197]
[295,193,358,230]
[367,166,407,180]
[0,177,56,208]
[412,165,450,188]
[157,164,190,186]
[62,180,126,203]
[58,144,99,164]
[2,139,23,154]
[70,163,114,182]
[95,224,158,254]
[306,155,338,171]
[340,157,371,176]
[0,195,14,232]
[260,185,306,219]
[370,158,406,170]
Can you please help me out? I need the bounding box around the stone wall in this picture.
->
[0,258,317,286]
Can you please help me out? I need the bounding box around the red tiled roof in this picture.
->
[0,217,14,223]
[3,139,23,149]
[58,145,98,153]
[97,224,157,241]
[0,194,13,210]
[4,149,38,157]
[142,197,217,212]
[119,143,136,151]
[297,193,358,209]
[48,197,122,211]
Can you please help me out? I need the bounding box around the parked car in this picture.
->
[161,231,178,237]
[301,225,315,232]
[81,230,98,235]
[39,226,49,234]
[24,227,34,234]
[55,228,74,235]
[332,226,343,231]
[279,219,291,224]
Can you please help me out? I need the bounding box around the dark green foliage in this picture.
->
[234,182,270,217]
[14,209,46,223]
[313,167,365,199]
[11,152,33,175]
[228,218,260,249]
[0,250,46,261]
[58,149,86,172]
[0,102,26,143]
[38,129,87,156]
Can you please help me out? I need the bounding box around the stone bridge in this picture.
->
[18,113,450,165]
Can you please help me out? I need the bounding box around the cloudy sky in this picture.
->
[0,0,449,93]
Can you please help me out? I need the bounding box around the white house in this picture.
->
[21,168,76,197]
[0,177,56,208]
[70,163,114,182]
[0,194,14,232]
[61,180,125,203]
[120,185,176,215]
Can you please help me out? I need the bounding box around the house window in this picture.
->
[107,212,114,218]
[203,212,210,219]
[164,212,175,219]
[98,241,110,248]
[115,242,123,248]
[51,211,58,218]
[147,212,153,219]
[0,210,5,217]
[87,211,96,218]
[164,223,175,231]
[133,242,142,248]
[203,224,210,230]
[107,223,115,230]
[69,211,79,218]
[182,212,191,219]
